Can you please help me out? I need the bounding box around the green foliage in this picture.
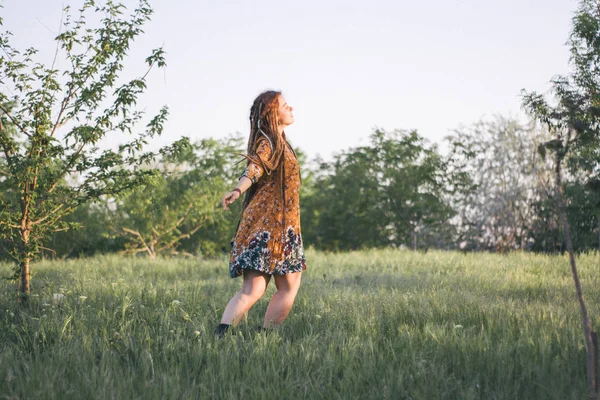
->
[0,1,176,292]
[530,182,600,253]
[301,129,461,251]
[45,202,125,259]
[522,0,600,175]
[1,136,247,261]
[518,1,600,253]
[520,0,600,251]
[521,0,600,255]
[111,136,244,258]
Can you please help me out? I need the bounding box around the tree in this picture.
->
[112,136,244,258]
[445,117,553,252]
[0,1,175,300]
[301,129,458,251]
[521,0,600,396]
[46,201,124,259]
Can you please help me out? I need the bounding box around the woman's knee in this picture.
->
[239,271,270,300]
[239,284,266,301]
[274,272,302,293]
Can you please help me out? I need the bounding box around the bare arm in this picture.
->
[222,176,252,210]
[222,139,273,210]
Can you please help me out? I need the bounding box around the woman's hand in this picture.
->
[222,190,241,210]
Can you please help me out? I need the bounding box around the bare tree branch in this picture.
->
[32,204,65,225]
[122,227,154,257]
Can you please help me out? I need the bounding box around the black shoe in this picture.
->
[215,323,231,338]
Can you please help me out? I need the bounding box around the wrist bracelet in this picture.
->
[233,188,242,196]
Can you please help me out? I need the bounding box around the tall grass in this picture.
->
[1,249,598,399]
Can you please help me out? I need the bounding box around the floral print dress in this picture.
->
[229,134,307,278]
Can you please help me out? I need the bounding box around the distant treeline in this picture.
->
[1,116,597,261]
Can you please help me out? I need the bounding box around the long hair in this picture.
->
[240,90,287,211]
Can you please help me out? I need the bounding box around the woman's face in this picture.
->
[277,95,294,127]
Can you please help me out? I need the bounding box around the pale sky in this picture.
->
[2,0,577,160]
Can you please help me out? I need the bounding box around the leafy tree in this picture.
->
[312,139,387,250]
[529,181,600,253]
[445,117,552,251]
[521,0,600,396]
[0,1,174,300]
[298,153,327,250]
[112,136,243,258]
[302,129,458,251]
[46,201,124,259]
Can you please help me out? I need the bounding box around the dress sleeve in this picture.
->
[240,139,273,184]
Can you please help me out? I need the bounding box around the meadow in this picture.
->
[1,249,598,399]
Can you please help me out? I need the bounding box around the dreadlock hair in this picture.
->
[246,90,285,170]
[240,90,287,211]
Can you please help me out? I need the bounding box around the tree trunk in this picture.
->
[18,257,31,300]
[554,154,598,398]
[17,215,32,302]
[412,226,417,251]
[597,216,600,252]
[148,242,156,259]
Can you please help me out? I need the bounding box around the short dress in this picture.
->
[229,134,307,278]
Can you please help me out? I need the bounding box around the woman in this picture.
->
[217,90,306,336]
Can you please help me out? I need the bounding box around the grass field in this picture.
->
[1,249,599,399]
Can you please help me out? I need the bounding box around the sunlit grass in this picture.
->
[1,249,598,399]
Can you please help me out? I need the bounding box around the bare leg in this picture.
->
[263,271,302,327]
[221,270,271,326]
